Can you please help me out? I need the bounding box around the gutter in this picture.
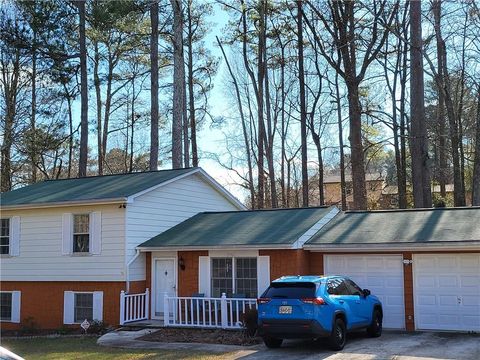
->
[304,242,480,252]
[126,249,141,293]
[1,197,127,211]
[136,243,294,252]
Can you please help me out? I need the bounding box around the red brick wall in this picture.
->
[177,251,208,297]
[309,252,324,275]
[0,281,127,330]
[259,249,311,280]
[402,252,415,331]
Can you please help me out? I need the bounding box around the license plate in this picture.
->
[279,306,292,314]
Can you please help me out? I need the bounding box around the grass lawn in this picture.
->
[1,337,232,360]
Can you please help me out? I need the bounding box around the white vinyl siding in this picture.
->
[126,174,240,281]
[1,205,125,281]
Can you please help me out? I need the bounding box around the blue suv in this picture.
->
[257,275,383,350]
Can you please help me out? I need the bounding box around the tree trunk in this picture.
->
[335,71,347,211]
[472,85,480,206]
[297,0,309,207]
[433,0,447,198]
[280,46,286,207]
[432,0,465,206]
[30,30,37,183]
[94,41,103,175]
[150,0,159,171]
[264,48,278,208]
[256,1,266,209]
[77,0,88,178]
[409,0,431,207]
[171,0,185,169]
[187,0,197,167]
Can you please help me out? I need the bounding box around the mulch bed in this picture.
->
[138,327,262,346]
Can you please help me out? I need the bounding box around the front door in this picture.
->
[154,259,176,318]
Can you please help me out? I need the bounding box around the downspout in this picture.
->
[126,249,141,293]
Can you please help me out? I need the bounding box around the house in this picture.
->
[135,206,479,333]
[0,168,244,330]
[321,173,384,209]
[380,184,473,208]
[1,168,479,334]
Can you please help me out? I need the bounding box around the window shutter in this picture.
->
[257,256,270,296]
[11,291,21,323]
[62,213,73,255]
[89,212,102,255]
[93,291,103,321]
[63,291,74,324]
[9,216,20,256]
[198,256,211,297]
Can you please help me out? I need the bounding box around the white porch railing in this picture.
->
[120,289,149,325]
[163,293,257,329]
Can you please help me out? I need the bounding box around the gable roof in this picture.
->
[138,206,334,249]
[1,168,242,209]
[305,207,480,250]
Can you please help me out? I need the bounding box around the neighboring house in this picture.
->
[322,173,384,209]
[0,168,244,330]
[380,184,473,208]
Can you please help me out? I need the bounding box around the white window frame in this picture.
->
[0,291,21,323]
[64,291,103,324]
[210,257,258,298]
[0,218,10,255]
[73,214,90,254]
[73,292,94,323]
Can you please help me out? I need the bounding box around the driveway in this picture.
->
[229,331,480,360]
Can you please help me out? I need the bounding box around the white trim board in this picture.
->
[293,206,339,249]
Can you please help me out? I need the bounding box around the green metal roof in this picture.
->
[139,207,333,248]
[305,207,480,247]
[1,168,196,207]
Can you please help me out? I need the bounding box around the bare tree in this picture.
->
[150,0,159,170]
[304,0,399,210]
[472,85,480,205]
[171,0,184,169]
[77,0,88,177]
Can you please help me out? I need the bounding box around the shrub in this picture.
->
[87,320,109,335]
[20,316,39,335]
[241,308,258,337]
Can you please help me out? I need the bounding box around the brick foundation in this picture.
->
[0,280,145,330]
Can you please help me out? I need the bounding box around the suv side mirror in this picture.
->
[362,289,371,297]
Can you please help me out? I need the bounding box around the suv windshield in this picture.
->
[262,282,317,298]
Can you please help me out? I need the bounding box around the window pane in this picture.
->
[263,282,317,298]
[0,245,9,255]
[211,258,232,297]
[74,214,89,234]
[0,293,12,321]
[74,293,93,323]
[235,258,257,298]
[1,219,9,237]
[73,234,89,253]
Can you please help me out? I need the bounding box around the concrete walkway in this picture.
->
[97,329,258,354]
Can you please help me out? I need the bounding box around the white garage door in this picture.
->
[413,254,480,331]
[324,254,405,329]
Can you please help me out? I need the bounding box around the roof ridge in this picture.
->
[345,206,480,214]
[43,167,197,182]
[198,205,332,215]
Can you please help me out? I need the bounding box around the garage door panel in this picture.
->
[325,255,405,329]
[413,254,480,332]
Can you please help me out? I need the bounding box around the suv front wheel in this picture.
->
[329,317,346,351]
[367,309,382,337]
[263,336,283,349]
